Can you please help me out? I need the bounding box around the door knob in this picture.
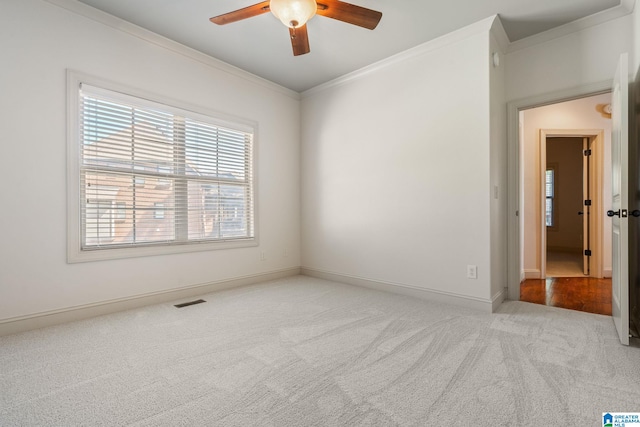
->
[607,210,620,217]
[631,210,640,217]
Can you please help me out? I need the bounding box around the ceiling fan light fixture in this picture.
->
[270,0,317,28]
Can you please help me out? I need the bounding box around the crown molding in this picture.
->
[43,0,635,99]
[302,15,497,98]
[490,15,510,53]
[43,0,301,100]
[506,1,635,53]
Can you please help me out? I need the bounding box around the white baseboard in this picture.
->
[301,268,495,313]
[0,266,512,336]
[0,268,300,337]
[524,269,541,279]
[524,268,612,279]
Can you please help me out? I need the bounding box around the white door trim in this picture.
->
[507,81,611,301]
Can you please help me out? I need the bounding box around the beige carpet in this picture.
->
[1,276,639,426]
[546,250,585,277]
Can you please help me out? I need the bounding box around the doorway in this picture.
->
[513,91,613,315]
[539,130,606,280]
[544,137,587,277]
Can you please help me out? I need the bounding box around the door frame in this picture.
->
[538,130,605,279]
[507,80,611,301]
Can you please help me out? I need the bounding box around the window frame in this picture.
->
[67,71,259,263]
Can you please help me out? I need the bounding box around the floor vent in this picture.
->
[174,299,206,308]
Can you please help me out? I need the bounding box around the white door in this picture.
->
[610,53,629,346]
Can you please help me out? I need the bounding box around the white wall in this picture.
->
[0,0,301,321]
[506,14,633,102]
[490,28,508,303]
[301,20,498,308]
[1,0,634,325]
[521,93,613,277]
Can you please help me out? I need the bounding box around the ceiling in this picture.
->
[76,0,622,92]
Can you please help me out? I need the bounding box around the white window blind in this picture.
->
[78,83,254,252]
[545,168,554,227]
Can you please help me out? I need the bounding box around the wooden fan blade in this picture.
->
[210,1,271,25]
[316,0,382,30]
[289,24,310,56]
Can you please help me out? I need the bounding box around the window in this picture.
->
[157,165,171,187]
[85,200,114,243]
[114,202,127,222]
[154,203,165,220]
[133,166,146,186]
[68,74,256,262]
[545,167,555,227]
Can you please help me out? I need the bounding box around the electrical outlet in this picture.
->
[260,252,266,261]
[467,265,477,279]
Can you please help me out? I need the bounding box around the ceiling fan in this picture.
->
[210,0,382,56]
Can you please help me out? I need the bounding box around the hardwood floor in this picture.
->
[520,277,612,316]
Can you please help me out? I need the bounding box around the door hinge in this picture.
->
[584,149,592,156]
[584,249,592,256]
[584,200,592,206]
